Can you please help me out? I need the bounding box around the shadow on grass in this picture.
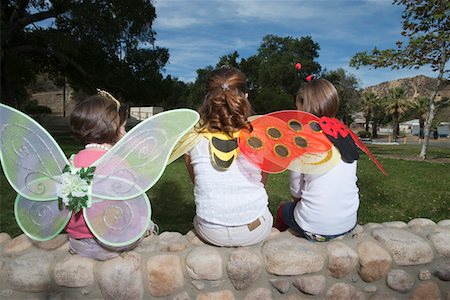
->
[149,180,196,234]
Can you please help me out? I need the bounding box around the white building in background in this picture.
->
[129,106,163,120]
[399,119,420,135]
[438,122,450,138]
[351,112,366,132]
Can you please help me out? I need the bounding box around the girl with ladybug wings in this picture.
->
[266,78,386,242]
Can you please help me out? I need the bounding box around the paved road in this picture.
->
[370,136,450,148]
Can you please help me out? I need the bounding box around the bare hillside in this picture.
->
[363,75,450,101]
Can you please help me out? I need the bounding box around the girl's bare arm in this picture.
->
[184,154,195,184]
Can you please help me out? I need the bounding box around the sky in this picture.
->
[151,0,435,88]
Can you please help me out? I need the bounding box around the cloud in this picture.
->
[153,0,434,86]
[155,16,202,29]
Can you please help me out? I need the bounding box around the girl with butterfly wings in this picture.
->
[0,92,199,260]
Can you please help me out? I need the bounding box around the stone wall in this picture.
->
[0,218,449,300]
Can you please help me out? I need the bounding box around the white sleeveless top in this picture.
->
[290,160,359,235]
[188,137,269,226]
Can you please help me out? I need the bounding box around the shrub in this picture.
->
[24,100,52,115]
[358,130,372,139]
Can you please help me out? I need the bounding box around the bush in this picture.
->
[23,100,52,115]
[358,130,372,139]
[253,88,294,114]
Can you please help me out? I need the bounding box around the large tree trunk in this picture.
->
[419,116,425,139]
[1,52,19,107]
[364,110,370,132]
[420,97,437,159]
[419,50,446,160]
[372,122,378,138]
[392,111,399,142]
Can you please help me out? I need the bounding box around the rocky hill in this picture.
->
[363,75,450,122]
[363,75,450,101]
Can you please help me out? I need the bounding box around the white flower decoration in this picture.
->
[56,164,95,213]
[57,172,89,204]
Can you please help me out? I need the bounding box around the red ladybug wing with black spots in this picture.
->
[238,110,386,175]
[319,116,387,175]
[318,117,359,163]
[239,111,336,174]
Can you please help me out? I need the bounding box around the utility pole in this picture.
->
[62,75,66,117]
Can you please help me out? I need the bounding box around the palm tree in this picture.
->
[414,96,429,139]
[360,92,378,132]
[385,87,411,142]
[371,97,386,139]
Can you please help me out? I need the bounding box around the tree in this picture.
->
[370,98,386,139]
[350,0,449,159]
[1,0,169,107]
[157,75,189,110]
[217,51,241,69]
[322,68,360,125]
[253,87,293,114]
[185,66,214,109]
[385,87,411,141]
[414,96,429,138]
[361,92,378,132]
[248,35,321,113]
[186,35,322,114]
[254,35,321,97]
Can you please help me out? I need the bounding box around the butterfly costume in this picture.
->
[0,103,199,247]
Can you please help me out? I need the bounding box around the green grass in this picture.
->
[368,143,450,159]
[1,136,449,237]
[357,156,449,223]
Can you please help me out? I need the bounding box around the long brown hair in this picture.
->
[296,79,339,117]
[197,67,252,134]
[70,95,127,144]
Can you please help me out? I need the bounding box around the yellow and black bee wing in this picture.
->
[168,128,203,164]
[205,132,240,170]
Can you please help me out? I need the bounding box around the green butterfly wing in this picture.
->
[15,195,71,241]
[0,104,68,201]
[91,109,199,200]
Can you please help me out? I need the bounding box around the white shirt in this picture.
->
[290,160,359,235]
[188,137,268,226]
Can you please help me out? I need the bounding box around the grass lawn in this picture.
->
[1,135,449,237]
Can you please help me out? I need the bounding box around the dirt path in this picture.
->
[378,154,450,164]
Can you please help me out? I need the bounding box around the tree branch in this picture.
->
[8,44,88,78]
[6,10,60,43]
[8,0,30,23]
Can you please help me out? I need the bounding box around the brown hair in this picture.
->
[70,95,127,144]
[296,79,339,117]
[197,67,252,134]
